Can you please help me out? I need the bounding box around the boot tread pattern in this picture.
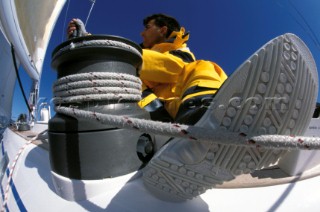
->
[143,34,318,201]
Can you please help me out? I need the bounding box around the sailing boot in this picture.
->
[142,33,319,201]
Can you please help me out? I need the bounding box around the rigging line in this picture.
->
[84,0,96,27]
[288,0,320,49]
[61,0,72,42]
[283,0,320,50]
[10,44,34,120]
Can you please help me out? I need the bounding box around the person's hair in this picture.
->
[143,13,180,38]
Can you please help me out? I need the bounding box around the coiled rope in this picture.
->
[53,71,320,150]
[52,72,142,104]
[54,39,142,59]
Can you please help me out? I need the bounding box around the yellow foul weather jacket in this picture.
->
[138,27,228,119]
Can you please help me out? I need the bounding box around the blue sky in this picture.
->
[11,0,320,119]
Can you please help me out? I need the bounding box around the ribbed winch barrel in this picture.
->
[49,35,150,180]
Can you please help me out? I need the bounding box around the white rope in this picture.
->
[55,106,320,150]
[53,72,141,86]
[53,72,320,150]
[54,39,142,59]
[53,93,141,104]
[53,79,140,92]
[53,72,142,104]
[54,87,141,97]
[84,0,96,27]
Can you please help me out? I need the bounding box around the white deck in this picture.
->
[1,122,320,211]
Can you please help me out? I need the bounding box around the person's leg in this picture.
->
[175,93,215,125]
[142,33,318,201]
[139,88,173,123]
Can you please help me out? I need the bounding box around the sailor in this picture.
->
[138,14,227,124]
[67,14,227,125]
[67,15,318,201]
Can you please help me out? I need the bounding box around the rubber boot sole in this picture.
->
[142,33,318,201]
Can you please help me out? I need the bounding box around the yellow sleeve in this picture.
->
[140,49,185,83]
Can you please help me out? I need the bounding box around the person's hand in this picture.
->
[67,18,90,39]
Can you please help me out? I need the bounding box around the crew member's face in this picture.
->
[141,19,167,49]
